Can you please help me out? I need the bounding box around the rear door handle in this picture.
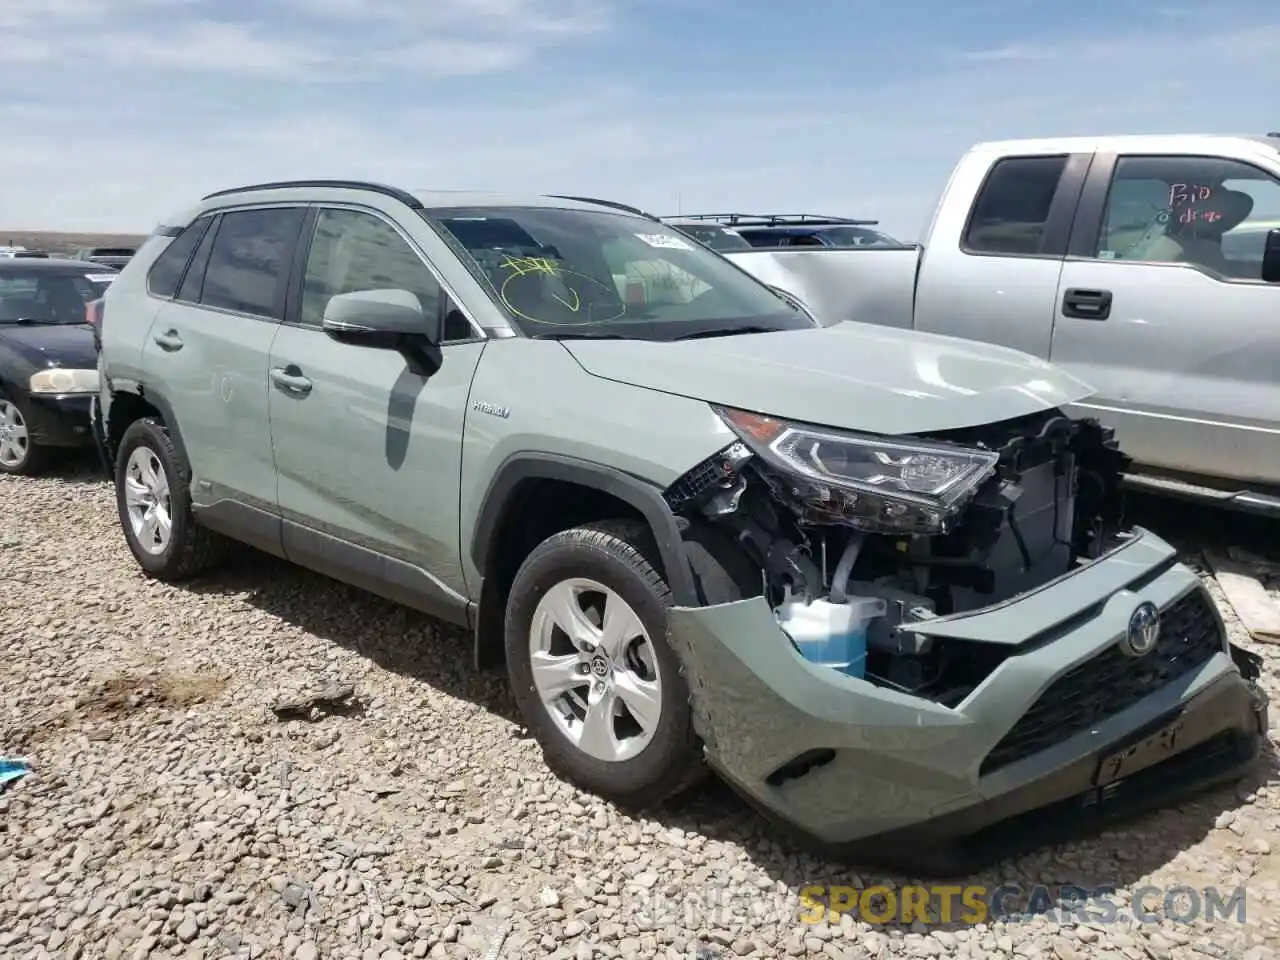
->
[152,330,183,351]
[270,366,312,397]
[1062,288,1113,320]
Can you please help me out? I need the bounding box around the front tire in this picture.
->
[115,417,226,580]
[0,393,50,476]
[505,520,707,807]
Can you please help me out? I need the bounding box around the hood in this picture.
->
[561,321,1096,436]
[0,323,97,371]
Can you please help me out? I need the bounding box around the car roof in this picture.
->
[968,132,1280,157]
[0,257,116,273]
[162,181,661,233]
[188,180,650,215]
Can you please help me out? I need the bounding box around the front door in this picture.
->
[139,204,306,515]
[1051,152,1280,487]
[268,204,486,621]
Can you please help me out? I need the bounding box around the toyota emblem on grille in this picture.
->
[1122,601,1161,657]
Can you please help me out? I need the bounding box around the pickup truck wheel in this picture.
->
[0,394,49,476]
[505,520,708,808]
[115,417,227,581]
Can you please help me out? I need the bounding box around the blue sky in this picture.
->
[3,0,1278,237]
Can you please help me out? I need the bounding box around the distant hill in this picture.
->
[0,230,150,258]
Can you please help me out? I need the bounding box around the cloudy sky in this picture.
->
[2,0,1277,238]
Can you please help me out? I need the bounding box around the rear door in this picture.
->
[912,152,1091,360]
[1051,151,1280,487]
[139,203,306,523]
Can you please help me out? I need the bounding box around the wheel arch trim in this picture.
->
[469,452,698,607]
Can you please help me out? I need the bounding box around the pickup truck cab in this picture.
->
[720,133,1280,516]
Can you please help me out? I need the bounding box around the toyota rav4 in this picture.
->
[92,180,1267,872]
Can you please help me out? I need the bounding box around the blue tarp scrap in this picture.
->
[0,758,32,790]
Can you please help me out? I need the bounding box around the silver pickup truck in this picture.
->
[709,133,1280,516]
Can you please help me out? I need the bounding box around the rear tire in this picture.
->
[505,520,712,807]
[115,417,227,580]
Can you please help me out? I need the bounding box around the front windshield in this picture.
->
[0,271,109,325]
[426,205,813,340]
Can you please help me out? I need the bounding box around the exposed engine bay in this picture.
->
[665,408,1133,706]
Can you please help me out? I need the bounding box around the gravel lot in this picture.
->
[3,456,1280,960]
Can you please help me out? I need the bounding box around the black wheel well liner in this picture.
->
[470,453,698,606]
[104,384,186,468]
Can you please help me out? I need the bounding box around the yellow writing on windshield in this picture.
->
[551,289,580,312]
[500,255,560,277]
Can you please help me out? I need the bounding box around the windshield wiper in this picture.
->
[531,331,631,340]
[670,325,781,341]
[9,318,64,326]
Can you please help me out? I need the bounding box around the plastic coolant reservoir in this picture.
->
[774,590,887,680]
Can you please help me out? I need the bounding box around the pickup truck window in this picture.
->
[1095,155,1280,281]
[964,155,1067,256]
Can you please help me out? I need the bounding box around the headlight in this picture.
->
[715,405,1000,535]
[29,368,99,395]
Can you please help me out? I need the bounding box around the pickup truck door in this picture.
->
[1050,150,1280,489]
[266,204,486,622]
[912,153,1092,360]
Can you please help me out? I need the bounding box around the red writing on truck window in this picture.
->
[1169,183,1212,206]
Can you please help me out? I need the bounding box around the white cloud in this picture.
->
[0,2,1277,236]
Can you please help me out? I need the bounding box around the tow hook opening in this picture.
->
[1230,642,1263,681]
[766,748,836,786]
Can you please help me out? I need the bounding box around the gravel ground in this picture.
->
[3,455,1280,960]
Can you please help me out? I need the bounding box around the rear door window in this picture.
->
[199,207,306,319]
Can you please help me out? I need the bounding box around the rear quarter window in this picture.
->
[146,217,213,299]
[963,155,1069,255]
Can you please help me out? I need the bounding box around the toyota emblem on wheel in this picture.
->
[1123,600,1161,657]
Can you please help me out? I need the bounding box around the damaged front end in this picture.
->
[662,406,1268,871]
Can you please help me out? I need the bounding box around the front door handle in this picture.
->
[152,329,183,351]
[270,366,312,397]
[1062,288,1113,320]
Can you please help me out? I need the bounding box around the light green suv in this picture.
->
[92,180,1267,873]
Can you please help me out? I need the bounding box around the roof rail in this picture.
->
[545,195,659,220]
[663,213,880,227]
[201,179,424,209]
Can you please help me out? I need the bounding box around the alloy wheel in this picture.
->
[528,577,663,763]
[123,446,172,555]
[0,399,30,469]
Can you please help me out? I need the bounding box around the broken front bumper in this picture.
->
[667,527,1268,874]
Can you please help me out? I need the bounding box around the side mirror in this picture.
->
[321,288,438,346]
[1263,228,1280,283]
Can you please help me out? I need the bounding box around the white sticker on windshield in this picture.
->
[87,274,117,283]
[635,233,693,250]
